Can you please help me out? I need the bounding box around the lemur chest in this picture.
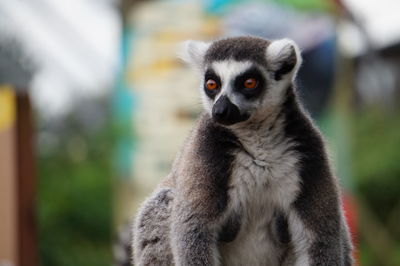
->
[229,144,301,210]
[218,145,300,265]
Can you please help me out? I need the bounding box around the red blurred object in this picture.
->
[343,192,359,265]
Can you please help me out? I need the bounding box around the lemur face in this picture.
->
[180,36,302,126]
[202,60,266,125]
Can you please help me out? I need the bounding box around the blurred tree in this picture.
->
[350,107,400,266]
[37,99,113,266]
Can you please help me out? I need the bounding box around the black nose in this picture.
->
[212,96,249,125]
[213,97,230,120]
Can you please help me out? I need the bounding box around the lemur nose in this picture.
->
[213,98,229,119]
[212,96,231,120]
[212,95,249,125]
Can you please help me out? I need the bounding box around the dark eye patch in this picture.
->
[233,66,265,99]
[204,68,221,99]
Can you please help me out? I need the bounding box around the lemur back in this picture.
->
[132,36,352,266]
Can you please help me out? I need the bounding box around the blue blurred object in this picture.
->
[298,36,336,118]
[112,28,135,179]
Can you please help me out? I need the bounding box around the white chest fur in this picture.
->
[219,120,301,266]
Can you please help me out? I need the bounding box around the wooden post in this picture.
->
[16,91,37,266]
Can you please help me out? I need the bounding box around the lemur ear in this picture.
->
[266,39,302,81]
[178,40,210,69]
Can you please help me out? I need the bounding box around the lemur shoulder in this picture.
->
[132,36,353,266]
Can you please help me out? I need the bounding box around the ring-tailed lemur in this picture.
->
[132,36,352,266]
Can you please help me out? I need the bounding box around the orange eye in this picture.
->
[206,79,218,90]
[244,78,257,89]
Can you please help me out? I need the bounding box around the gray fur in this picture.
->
[132,36,352,266]
[133,188,174,265]
[204,36,270,68]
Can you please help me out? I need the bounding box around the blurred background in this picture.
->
[0,0,399,265]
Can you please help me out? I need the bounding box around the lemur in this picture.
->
[132,36,352,266]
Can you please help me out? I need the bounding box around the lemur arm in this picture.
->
[170,198,221,266]
[283,103,353,266]
[169,116,238,266]
[288,186,353,266]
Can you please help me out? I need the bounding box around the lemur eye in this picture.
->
[244,78,257,89]
[206,79,218,90]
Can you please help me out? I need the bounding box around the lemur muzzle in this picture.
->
[212,95,249,125]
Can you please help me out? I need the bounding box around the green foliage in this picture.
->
[37,113,113,266]
[273,0,333,11]
[351,108,400,222]
[350,107,400,266]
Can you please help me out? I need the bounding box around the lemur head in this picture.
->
[180,36,302,126]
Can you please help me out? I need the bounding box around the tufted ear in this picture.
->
[178,40,210,69]
[266,39,302,81]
